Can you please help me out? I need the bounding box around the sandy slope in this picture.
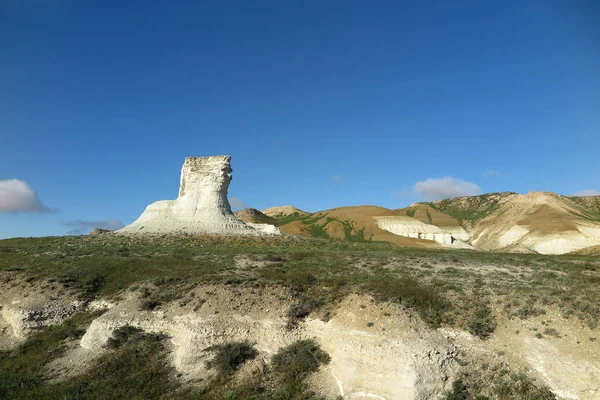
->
[397,203,463,228]
[467,192,600,254]
[268,192,600,254]
[262,206,308,217]
[571,245,600,255]
[279,205,442,248]
[234,208,277,225]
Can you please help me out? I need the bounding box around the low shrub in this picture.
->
[365,275,447,327]
[271,339,330,382]
[468,304,496,339]
[286,295,321,329]
[105,325,145,349]
[205,341,258,375]
[446,379,470,400]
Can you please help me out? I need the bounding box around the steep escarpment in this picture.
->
[119,156,279,235]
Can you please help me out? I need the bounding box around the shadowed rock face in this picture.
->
[120,156,279,235]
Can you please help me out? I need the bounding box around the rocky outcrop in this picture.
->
[0,277,87,350]
[1,301,84,340]
[375,217,473,249]
[119,156,279,235]
[234,208,277,225]
[57,287,459,399]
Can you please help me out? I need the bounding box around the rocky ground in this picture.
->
[1,234,599,399]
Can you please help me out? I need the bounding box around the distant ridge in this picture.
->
[265,191,600,254]
[234,208,277,225]
[262,206,308,217]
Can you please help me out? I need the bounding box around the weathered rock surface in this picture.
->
[2,279,599,399]
[379,192,600,254]
[0,279,84,350]
[375,216,473,249]
[119,156,279,235]
[47,288,459,399]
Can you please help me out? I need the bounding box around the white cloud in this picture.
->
[572,189,600,196]
[229,196,247,210]
[63,219,124,235]
[413,177,482,201]
[0,179,50,212]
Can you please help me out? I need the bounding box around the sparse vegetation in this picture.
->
[492,371,556,399]
[271,211,306,226]
[199,339,331,399]
[426,192,510,227]
[0,234,597,398]
[273,212,371,243]
[568,196,600,222]
[0,312,97,399]
[205,341,258,375]
[2,234,599,330]
[55,326,178,399]
[287,294,321,328]
[270,339,330,396]
[364,273,447,327]
[445,379,471,400]
[543,327,561,338]
[455,367,557,400]
[308,223,330,239]
[106,325,147,348]
[468,304,496,339]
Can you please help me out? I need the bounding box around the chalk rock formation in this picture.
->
[119,156,279,235]
[375,216,473,249]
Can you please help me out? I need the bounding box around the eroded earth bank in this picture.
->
[1,235,599,399]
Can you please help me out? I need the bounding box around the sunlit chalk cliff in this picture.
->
[119,156,279,235]
[375,216,473,249]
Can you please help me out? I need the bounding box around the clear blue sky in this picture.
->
[1,0,599,238]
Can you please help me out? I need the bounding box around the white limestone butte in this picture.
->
[119,156,279,235]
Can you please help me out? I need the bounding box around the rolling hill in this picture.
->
[262,192,600,255]
[233,208,278,225]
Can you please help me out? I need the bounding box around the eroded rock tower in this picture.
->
[119,156,279,235]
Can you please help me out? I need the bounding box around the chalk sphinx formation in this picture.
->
[119,156,279,235]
